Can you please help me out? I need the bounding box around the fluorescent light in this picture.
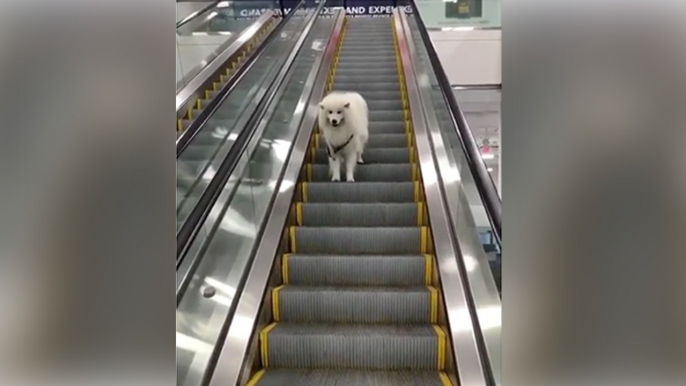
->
[217,1,229,7]
[487,167,493,172]
[482,153,495,160]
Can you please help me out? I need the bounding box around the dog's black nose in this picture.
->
[331,119,339,126]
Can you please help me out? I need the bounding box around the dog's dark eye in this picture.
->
[337,111,342,114]
[328,110,332,114]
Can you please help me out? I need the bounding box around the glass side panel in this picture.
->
[176,14,334,386]
[176,13,309,232]
[453,88,501,197]
[406,14,501,288]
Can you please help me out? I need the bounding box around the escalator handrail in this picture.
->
[176,9,278,156]
[177,0,223,29]
[409,0,502,245]
[176,0,308,266]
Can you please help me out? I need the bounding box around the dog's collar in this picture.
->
[326,134,354,159]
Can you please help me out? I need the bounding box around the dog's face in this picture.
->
[320,99,350,128]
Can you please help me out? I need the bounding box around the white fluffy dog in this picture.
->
[317,91,369,182]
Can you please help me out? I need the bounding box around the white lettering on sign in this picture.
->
[345,6,366,15]
[369,6,393,14]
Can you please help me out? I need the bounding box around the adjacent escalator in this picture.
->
[177,12,311,231]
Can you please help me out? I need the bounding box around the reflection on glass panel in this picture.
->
[453,88,501,196]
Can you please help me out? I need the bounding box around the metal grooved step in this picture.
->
[248,17,452,386]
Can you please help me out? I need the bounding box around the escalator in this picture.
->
[246,16,452,386]
[175,5,500,386]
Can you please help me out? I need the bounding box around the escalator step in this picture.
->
[284,254,431,286]
[248,369,451,386]
[315,133,410,148]
[302,181,419,203]
[262,324,446,371]
[335,67,399,76]
[290,226,429,254]
[297,203,422,226]
[307,164,417,182]
[333,81,400,92]
[335,74,399,84]
[274,285,436,324]
[311,147,411,164]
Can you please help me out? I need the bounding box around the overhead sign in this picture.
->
[223,1,412,20]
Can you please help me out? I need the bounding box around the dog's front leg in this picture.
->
[329,154,341,182]
[345,154,357,182]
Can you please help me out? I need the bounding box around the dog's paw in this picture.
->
[356,159,365,165]
[346,176,355,182]
[331,176,341,182]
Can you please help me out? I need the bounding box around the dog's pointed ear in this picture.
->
[319,103,325,110]
[344,102,350,108]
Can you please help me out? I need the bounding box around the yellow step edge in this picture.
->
[196,99,201,110]
[439,372,454,386]
[433,325,447,371]
[306,164,312,182]
[420,226,429,253]
[296,202,303,226]
[271,285,285,321]
[282,254,290,284]
[246,369,266,386]
[428,286,438,323]
[424,254,433,285]
[417,201,424,226]
[302,182,308,202]
[259,322,278,367]
[205,90,210,99]
[177,119,183,132]
[414,181,420,202]
[411,163,417,181]
[289,226,297,253]
[409,147,415,164]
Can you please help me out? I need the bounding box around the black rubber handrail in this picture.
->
[410,0,502,245]
[176,0,306,266]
